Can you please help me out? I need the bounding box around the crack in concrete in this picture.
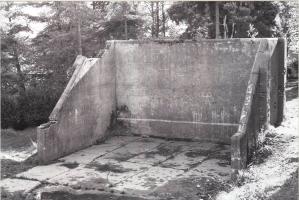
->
[90,137,142,163]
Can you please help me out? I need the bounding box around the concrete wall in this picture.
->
[37,42,116,163]
[270,39,287,126]
[37,39,286,166]
[231,39,286,172]
[115,40,260,143]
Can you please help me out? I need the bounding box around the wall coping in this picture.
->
[108,38,281,44]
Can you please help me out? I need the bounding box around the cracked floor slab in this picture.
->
[2,135,231,199]
[101,138,163,162]
[114,166,185,191]
[0,178,41,194]
[16,162,70,181]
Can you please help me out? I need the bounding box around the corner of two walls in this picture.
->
[270,38,287,126]
[37,42,116,164]
[231,38,287,173]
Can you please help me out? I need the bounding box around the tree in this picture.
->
[0,2,49,128]
[167,2,211,39]
[221,2,257,38]
[155,2,160,37]
[215,1,220,38]
[102,2,143,40]
[74,2,82,55]
[1,1,145,129]
[151,2,155,37]
[141,1,169,38]
[167,1,279,39]
[276,1,299,55]
[251,2,279,37]
[1,2,31,96]
[161,2,166,37]
[32,1,143,90]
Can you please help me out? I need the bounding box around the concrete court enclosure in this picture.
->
[38,38,286,171]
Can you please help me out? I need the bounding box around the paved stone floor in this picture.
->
[1,136,231,199]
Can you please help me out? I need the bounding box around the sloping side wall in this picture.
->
[231,38,286,172]
[115,40,260,143]
[270,39,287,126]
[37,43,116,163]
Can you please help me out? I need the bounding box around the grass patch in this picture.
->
[151,176,232,200]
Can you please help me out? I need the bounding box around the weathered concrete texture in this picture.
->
[37,39,286,169]
[116,40,260,143]
[38,42,116,163]
[231,38,286,172]
[0,178,40,194]
[270,38,287,126]
[16,163,70,181]
[8,136,231,199]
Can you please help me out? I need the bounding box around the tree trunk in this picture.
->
[215,1,220,39]
[75,3,82,55]
[155,2,159,38]
[151,2,155,37]
[13,43,26,95]
[162,1,166,37]
[77,18,82,55]
[124,17,128,40]
[12,42,27,127]
[223,15,227,38]
[231,23,235,38]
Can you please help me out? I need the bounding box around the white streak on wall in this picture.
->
[118,117,238,126]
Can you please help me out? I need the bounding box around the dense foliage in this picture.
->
[1,2,143,129]
[167,1,281,39]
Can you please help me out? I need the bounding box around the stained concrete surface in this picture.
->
[0,178,40,194]
[38,52,116,163]
[38,39,286,166]
[115,40,259,142]
[1,135,231,199]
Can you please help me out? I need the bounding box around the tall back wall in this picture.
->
[115,40,260,143]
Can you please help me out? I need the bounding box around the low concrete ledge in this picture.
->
[37,123,57,164]
[38,121,56,129]
[231,132,247,171]
[111,38,280,43]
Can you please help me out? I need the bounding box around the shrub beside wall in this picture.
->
[287,60,298,79]
[1,86,62,130]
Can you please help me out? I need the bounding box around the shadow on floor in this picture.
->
[41,191,149,200]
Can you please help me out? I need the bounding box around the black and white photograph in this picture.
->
[0,1,298,199]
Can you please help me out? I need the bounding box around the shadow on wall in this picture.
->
[286,80,298,101]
